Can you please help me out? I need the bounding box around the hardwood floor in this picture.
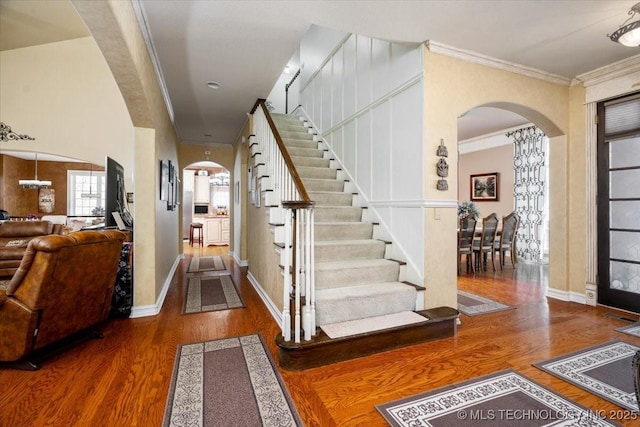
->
[1,247,639,426]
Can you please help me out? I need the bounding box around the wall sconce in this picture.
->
[609,2,640,47]
[0,122,35,141]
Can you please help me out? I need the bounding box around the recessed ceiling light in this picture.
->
[206,81,220,89]
[204,134,212,137]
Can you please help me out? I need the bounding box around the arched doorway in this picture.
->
[457,105,552,269]
[182,161,230,246]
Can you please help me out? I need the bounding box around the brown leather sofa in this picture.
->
[0,230,125,370]
[0,221,65,279]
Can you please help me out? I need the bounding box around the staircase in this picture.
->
[251,104,458,370]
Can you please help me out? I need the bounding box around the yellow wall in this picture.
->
[422,46,575,309]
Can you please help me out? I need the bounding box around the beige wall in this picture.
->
[423,46,574,309]
[458,144,515,218]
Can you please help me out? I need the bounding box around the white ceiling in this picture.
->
[2,0,640,146]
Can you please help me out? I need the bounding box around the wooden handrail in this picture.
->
[251,99,313,207]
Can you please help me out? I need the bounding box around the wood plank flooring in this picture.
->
[1,246,639,426]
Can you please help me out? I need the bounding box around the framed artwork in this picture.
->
[470,172,499,201]
[160,160,169,201]
[38,188,55,213]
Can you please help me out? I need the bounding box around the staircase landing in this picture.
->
[276,306,459,370]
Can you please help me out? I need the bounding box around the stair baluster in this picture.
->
[252,100,315,344]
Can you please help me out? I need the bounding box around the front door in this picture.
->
[597,93,640,314]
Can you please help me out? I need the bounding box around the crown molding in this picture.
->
[131,0,175,123]
[458,123,533,154]
[575,54,640,87]
[425,41,571,87]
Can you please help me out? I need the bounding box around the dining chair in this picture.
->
[494,211,519,269]
[473,213,499,271]
[458,214,476,274]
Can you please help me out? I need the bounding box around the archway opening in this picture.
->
[457,105,552,269]
[182,161,230,246]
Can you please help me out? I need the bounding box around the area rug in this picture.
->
[163,333,302,426]
[376,369,619,427]
[457,290,514,316]
[183,275,245,314]
[533,340,639,412]
[187,255,226,273]
[616,322,640,338]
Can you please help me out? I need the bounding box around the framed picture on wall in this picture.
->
[160,160,169,201]
[470,172,499,201]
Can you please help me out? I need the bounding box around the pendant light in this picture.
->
[81,163,100,198]
[19,153,51,189]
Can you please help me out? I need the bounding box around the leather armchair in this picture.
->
[0,230,125,369]
[0,220,65,279]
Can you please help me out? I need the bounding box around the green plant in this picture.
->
[458,200,480,219]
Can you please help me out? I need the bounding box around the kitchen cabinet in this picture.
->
[194,175,210,204]
[192,216,229,246]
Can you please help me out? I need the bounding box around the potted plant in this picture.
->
[458,200,480,220]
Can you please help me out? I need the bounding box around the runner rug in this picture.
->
[187,255,226,273]
[533,340,639,412]
[457,290,514,316]
[183,275,244,314]
[617,322,640,338]
[376,369,619,426]
[163,334,302,426]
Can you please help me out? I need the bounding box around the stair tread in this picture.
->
[315,258,399,270]
[320,310,427,339]
[316,281,416,296]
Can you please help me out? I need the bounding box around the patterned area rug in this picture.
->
[187,256,226,273]
[617,322,640,338]
[457,290,514,316]
[183,275,244,314]
[534,340,639,412]
[376,369,619,426]
[163,334,302,426]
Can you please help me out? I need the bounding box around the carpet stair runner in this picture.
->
[263,113,457,369]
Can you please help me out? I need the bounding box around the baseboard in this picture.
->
[232,250,249,267]
[246,271,282,326]
[130,254,184,318]
[545,287,587,305]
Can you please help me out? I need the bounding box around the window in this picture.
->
[67,170,106,216]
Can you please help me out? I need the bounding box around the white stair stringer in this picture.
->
[270,112,421,333]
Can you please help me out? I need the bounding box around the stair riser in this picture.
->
[315,207,362,222]
[315,288,416,325]
[291,156,330,168]
[315,223,373,241]
[279,130,314,140]
[303,180,344,192]
[283,139,318,149]
[288,147,324,158]
[315,242,386,262]
[308,192,353,206]
[297,167,337,180]
[315,264,399,289]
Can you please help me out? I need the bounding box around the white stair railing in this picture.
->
[251,99,315,343]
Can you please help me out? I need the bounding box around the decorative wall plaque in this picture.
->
[436,138,449,191]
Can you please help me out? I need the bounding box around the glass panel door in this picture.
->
[598,94,640,313]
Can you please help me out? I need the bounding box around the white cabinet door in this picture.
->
[194,175,210,203]
[204,218,222,246]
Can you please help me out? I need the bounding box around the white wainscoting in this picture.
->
[299,34,426,281]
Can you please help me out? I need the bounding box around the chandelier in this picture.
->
[609,2,640,47]
[19,153,51,189]
[0,122,35,141]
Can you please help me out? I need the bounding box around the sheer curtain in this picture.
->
[506,126,548,263]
